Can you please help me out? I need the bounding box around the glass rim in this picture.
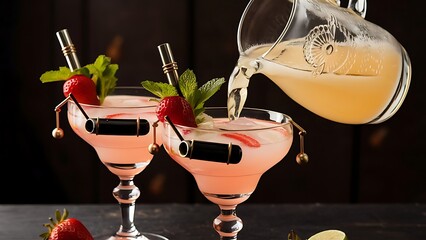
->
[67,86,159,108]
[164,106,293,132]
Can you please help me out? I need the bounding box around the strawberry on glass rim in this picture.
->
[156,96,198,127]
[141,69,225,128]
[40,55,118,105]
[62,74,100,105]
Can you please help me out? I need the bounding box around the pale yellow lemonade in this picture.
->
[67,95,161,177]
[163,116,293,206]
[228,39,403,124]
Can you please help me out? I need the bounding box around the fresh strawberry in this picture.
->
[40,55,118,105]
[40,209,93,240]
[222,133,261,147]
[141,69,225,127]
[63,75,100,105]
[156,96,197,127]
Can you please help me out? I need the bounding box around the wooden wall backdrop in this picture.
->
[2,0,424,204]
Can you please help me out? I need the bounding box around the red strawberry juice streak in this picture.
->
[222,133,261,147]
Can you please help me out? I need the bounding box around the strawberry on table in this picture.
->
[40,208,93,240]
[141,69,225,127]
[40,55,118,105]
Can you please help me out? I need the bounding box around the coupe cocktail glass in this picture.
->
[162,107,299,239]
[66,86,167,240]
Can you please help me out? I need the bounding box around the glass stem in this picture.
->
[113,178,142,238]
[213,205,243,240]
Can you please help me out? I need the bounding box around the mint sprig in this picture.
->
[140,81,178,98]
[39,55,118,104]
[141,69,225,124]
[85,55,118,103]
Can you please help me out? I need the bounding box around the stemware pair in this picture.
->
[51,0,412,237]
[59,86,301,240]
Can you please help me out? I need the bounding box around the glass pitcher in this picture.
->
[227,0,411,124]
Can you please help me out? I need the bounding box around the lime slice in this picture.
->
[308,230,348,240]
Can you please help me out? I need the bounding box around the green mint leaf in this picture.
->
[40,66,90,83]
[192,77,226,120]
[85,64,100,86]
[197,77,226,107]
[78,67,91,78]
[100,63,119,98]
[141,80,178,98]
[179,69,198,100]
[191,90,204,116]
[40,67,72,83]
[84,55,118,104]
[94,55,108,72]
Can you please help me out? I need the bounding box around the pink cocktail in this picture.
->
[67,86,167,240]
[162,107,295,239]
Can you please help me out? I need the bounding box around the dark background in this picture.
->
[2,0,424,204]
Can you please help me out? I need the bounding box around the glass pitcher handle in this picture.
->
[348,0,367,18]
[327,0,367,18]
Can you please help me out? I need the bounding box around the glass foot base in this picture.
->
[95,232,168,240]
